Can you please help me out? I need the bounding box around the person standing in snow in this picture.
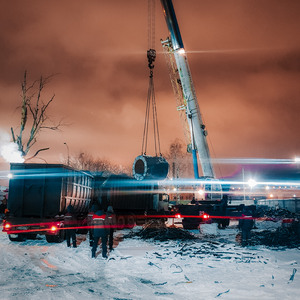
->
[239,208,254,246]
[106,206,116,252]
[64,204,77,248]
[191,195,196,204]
[87,204,98,247]
[0,195,7,217]
[218,194,229,229]
[91,207,109,258]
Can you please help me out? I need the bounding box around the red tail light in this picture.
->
[4,223,11,230]
[174,213,182,219]
[50,226,57,232]
[202,214,210,219]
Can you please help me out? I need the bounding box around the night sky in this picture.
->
[0,0,300,177]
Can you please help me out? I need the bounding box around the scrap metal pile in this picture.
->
[250,205,300,248]
[125,212,300,248]
[255,206,299,219]
[250,226,300,248]
[124,220,197,241]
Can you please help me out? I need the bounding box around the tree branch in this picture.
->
[11,71,62,160]
[25,147,50,161]
[11,127,16,143]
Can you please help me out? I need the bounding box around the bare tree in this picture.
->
[165,138,191,178]
[11,71,62,161]
[68,152,131,175]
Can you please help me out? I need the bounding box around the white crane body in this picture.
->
[160,0,215,178]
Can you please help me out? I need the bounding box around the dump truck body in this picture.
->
[3,163,93,242]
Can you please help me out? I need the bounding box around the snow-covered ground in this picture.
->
[0,225,299,300]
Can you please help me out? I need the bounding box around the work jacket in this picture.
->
[92,210,109,237]
[64,205,76,227]
[239,215,254,231]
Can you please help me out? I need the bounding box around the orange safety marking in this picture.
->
[41,259,58,270]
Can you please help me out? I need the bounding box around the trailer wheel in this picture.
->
[26,233,37,240]
[46,234,55,243]
[8,234,27,242]
[182,218,199,230]
[46,229,65,243]
[218,219,229,229]
[52,232,65,243]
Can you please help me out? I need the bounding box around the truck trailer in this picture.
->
[3,163,93,242]
[93,174,170,227]
[2,164,170,242]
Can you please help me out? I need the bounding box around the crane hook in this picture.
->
[147,48,156,70]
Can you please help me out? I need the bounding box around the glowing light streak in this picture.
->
[162,178,300,189]
[157,46,287,55]
[5,168,299,190]
[3,213,297,235]
[211,158,297,164]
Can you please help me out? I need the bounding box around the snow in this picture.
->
[0,225,299,300]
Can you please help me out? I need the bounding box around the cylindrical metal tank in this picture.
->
[132,155,169,180]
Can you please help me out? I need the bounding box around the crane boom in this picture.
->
[160,0,215,178]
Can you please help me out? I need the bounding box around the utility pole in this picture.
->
[64,142,69,165]
[242,168,246,203]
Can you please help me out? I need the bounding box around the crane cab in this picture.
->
[196,177,222,201]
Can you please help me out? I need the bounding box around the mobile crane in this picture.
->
[159,0,233,228]
[160,0,215,179]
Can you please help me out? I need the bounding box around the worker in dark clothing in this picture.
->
[87,204,98,247]
[239,208,254,246]
[218,194,229,229]
[106,206,116,251]
[0,195,7,215]
[64,204,77,248]
[191,195,196,204]
[91,208,109,258]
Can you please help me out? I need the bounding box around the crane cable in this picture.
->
[141,0,162,157]
[148,0,155,50]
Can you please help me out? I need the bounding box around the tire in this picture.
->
[218,219,229,229]
[182,218,199,230]
[8,234,27,242]
[182,223,198,230]
[26,233,37,240]
[46,234,55,243]
[52,232,65,243]
[46,229,65,243]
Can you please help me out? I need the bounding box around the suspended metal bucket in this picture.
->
[132,155,169,181]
